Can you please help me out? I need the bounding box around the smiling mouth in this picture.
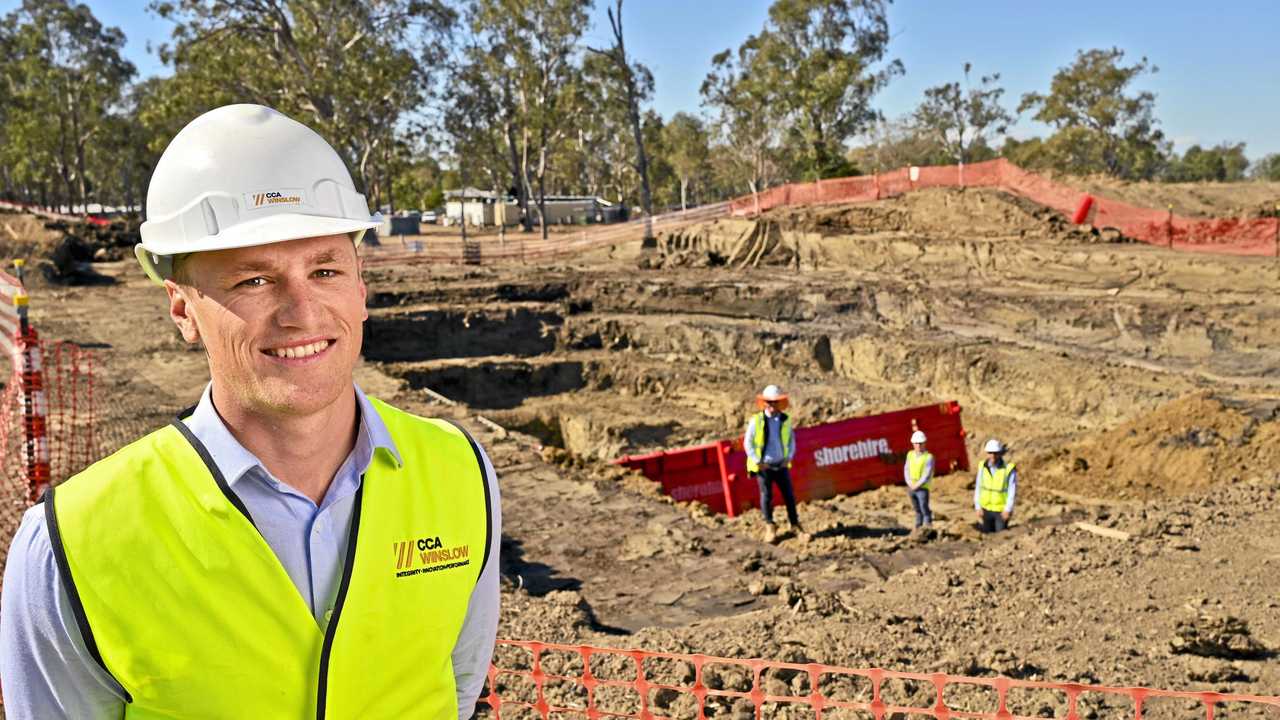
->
[263,339,332,359]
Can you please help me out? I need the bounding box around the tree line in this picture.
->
[2,0,1277,228]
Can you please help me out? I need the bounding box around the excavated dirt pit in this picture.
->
[352,188,1280,704]
[3,187,1279,712]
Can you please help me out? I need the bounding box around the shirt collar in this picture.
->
[183,383,402,487]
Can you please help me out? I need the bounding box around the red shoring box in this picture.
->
[614,402,969,517]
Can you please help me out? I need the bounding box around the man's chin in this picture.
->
[253,379,349,417]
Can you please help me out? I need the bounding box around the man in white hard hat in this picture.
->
[903,430,934,528]
[974,438,1017,533]
[0,105,500,719]
[744,384,803,543]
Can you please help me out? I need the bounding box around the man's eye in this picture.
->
[314,269,339,278]
[237,277,268,288]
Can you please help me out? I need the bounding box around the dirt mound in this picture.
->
[1062,176,1280,219]
[1031,393,1280,500]
[0,212,139,285]
[769,187,1087,241]
[648,220,797,270]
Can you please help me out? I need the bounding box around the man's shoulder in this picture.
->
[367,397,475,439]
[57,424,185,495]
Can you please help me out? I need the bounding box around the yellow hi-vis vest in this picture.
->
[44,397,491,720]
[747,411,793,473]
[906,450,934,490]
[978,461,1017,512]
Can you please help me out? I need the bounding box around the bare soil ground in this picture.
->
[2,183,1279,713]
[1058,175,1280,219]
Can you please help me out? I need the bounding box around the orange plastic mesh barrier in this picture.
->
[481,640,1280,720]
[0,272,99,589]
[727,159,1280,258]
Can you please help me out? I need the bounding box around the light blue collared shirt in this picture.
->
[0,384,501,720]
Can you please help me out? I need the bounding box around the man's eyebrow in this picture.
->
[225,259,275,274]
[309,249,343,265]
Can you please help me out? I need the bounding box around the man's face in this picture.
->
[763,400,780,416]
[912,442,924,452]
[165,233,367,418]
[986,451,998,465]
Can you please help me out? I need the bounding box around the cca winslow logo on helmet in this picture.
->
[248,189,304,207]
[392,535,471,579]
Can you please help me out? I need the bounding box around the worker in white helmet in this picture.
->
[0,105,500,718]
[974,438,1017,533]
[744,384,803,543]
[903,430,934,528]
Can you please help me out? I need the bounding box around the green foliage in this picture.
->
[1018,48,1168,179]
[702,0,901,187]
[391,157,444,212]
[1164,143,1249,182]
[661,112,711,209]
[1251,153,1280,182]
[848,119,951,172]
[914,63,1012,164]
[150,0,457,207]
[0,0,136,210]
[459,0,591,235]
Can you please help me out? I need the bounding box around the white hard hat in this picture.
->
[983,439,1005,453]
[761,385,785,400]
[910,430,927,444]
[136,104,380,284]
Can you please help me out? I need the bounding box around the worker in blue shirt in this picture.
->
[743,384,804,543]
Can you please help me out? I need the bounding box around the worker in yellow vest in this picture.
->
[0,105,501,719]
[903,430,934,528]
[974,438,1017,533]
[744,384,804,543]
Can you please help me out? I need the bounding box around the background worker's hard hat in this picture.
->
[136,103,380,284]
[761,385,785,400]
[910,430,927,444]
[984,439,1005,453]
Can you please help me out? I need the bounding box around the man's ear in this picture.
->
[357,255,368,322]
[164,280,202,344]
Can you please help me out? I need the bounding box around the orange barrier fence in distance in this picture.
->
[727,159,1279,257]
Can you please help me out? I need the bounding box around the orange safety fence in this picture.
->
[0,269,99,609]
[0,199,113,226]
[727,159,1280,258]
[481,640,1280,720]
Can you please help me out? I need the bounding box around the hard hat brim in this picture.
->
[136,213,380,285]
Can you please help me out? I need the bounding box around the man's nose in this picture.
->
[273,277,322,327]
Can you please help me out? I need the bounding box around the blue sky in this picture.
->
[8,1,1278,159]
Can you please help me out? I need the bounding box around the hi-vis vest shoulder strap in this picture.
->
[906,450,934,490]
[45,397,491,720]
[978,461,1016,512]
[747,411,793,473]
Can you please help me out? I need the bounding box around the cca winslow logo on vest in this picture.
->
[392,535,470,579]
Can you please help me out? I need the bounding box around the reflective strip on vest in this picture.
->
[747,411,793,473]
[978,462,1016,512]
[45,397,490,719]
[907,450,934,490]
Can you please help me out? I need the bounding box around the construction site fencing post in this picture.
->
[1167,204,1174,248]
[715,440,735,518]
[11,260,49,503]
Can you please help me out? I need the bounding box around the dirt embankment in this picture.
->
[1060,176,1280,219]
